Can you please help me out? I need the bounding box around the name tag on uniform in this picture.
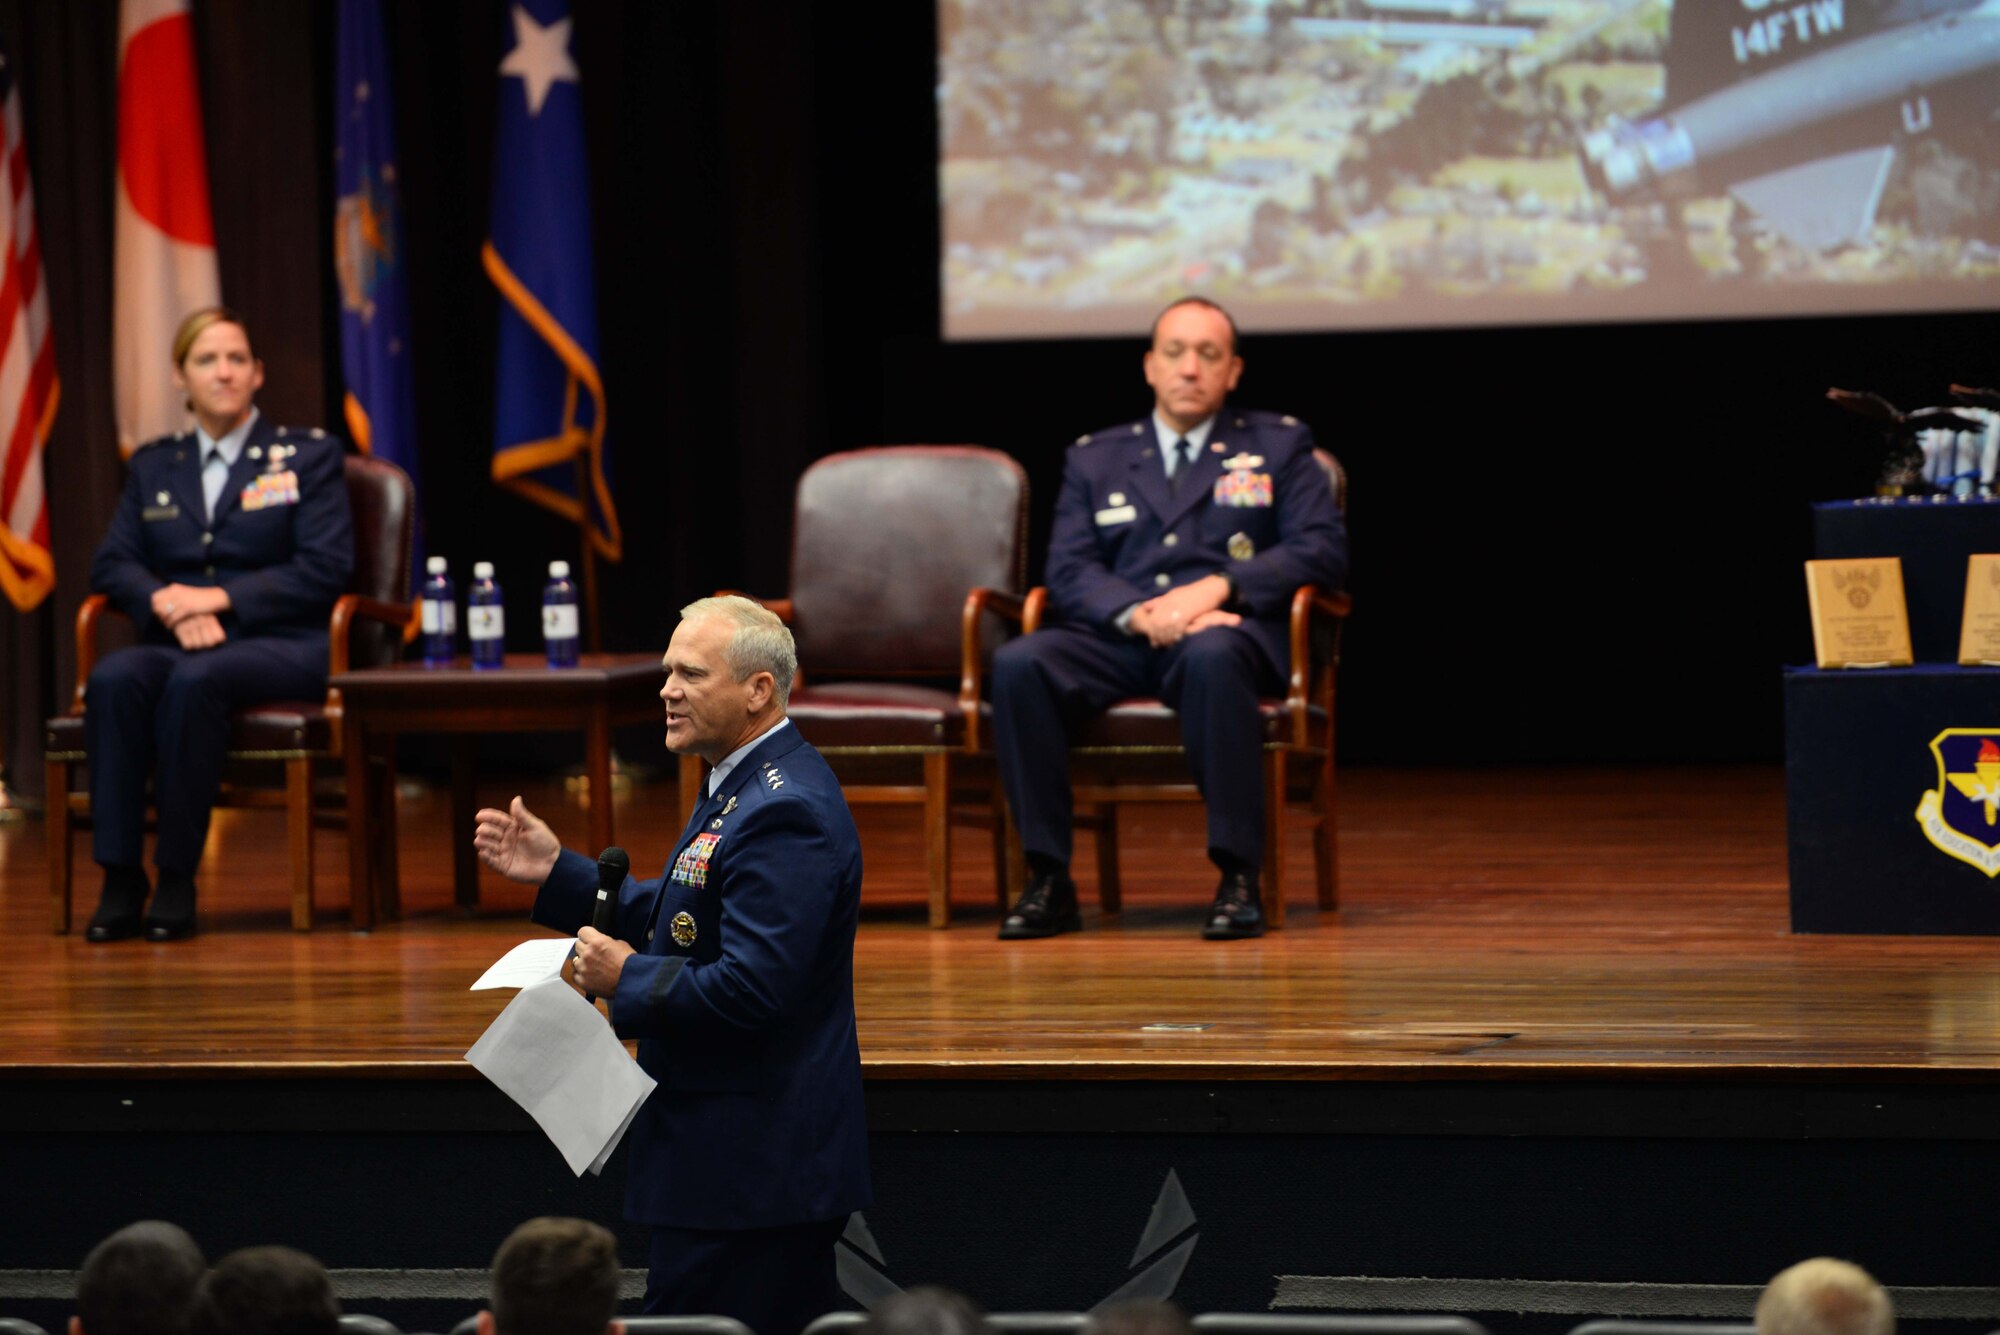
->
[1095,504,1138,526]
[240,469,301,511]
[142,504,180,522]
[1214,470,1273,508]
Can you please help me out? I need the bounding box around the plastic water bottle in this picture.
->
[420,556,457,667]
[542,560,580,667]
[469,561,505,670]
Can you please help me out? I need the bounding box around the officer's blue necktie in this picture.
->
[202,448,229,521]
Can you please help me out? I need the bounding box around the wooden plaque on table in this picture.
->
[1958,554,2000,665]
[1805,557,1913,668]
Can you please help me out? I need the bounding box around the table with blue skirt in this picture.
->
[1785,664,2000,934]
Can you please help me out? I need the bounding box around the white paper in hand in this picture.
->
[471,937,578,990]
[465,975,656,1176]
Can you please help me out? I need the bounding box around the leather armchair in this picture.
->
[683,445,1028,927]
[965,449,1349,926]
[44,454,416,932]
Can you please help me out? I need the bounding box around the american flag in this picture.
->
[0,45,58,613]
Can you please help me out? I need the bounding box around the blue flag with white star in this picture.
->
[334,0,421,568]
[485,0,621,563]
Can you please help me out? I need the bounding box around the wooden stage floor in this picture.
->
[6,764,2000,1082]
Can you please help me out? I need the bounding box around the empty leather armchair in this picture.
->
[683,445,1028,927]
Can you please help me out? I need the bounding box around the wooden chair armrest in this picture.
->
[1022,586,1048,636]
[327,594,416,676]
[1285,585,1352,745]
[959,587,1029,751]
[971,588,1026,626]
[71,594,119,713]
[1314,589,1352,619]
[324,595,420,734]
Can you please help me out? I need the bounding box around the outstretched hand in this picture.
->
[472,795,562,884]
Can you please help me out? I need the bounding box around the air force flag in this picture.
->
[484,0,621,562]
[334,0,419,520]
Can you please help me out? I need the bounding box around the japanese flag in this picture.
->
[113,0,219,455]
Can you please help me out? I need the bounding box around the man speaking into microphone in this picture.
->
[473,596,870,1335]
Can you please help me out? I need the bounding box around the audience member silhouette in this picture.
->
[856,1287,994,1335]
[1756,1258,1893,1335]
[189,1246,339,1335]
[71,1222,206,1335]
[478,1217,623,1335]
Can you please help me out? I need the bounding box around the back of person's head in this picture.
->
[857,1287,993,1335]
[1087,1299,1195,1335]
[190,1246,339,1335]
[72,1221,207,1335]
[487,1217,620,1335]
[1755,1258,1894,1335]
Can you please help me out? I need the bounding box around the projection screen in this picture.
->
[938,0,2000,337]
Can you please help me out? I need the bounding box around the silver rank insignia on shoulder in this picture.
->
[670,910,697,947]
[1228,531,1256,561]
[1281,415,1298,426]
[1075,433,1092,446]
[1222,453,1265,470]
[764,768,784,790]
[1131,423,1144,434]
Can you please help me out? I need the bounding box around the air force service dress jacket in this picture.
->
[532,723,873,1232]
[90,418,355,659]
[1046,408,1347,673]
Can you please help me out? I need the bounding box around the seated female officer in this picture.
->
[83,307,353,941]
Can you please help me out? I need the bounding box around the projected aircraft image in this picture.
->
[938,0,2000,338]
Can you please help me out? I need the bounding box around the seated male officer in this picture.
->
[990,296,1347,939]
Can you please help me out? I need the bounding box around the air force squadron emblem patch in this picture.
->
[1915,729,2000,877]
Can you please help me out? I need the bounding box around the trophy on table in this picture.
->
[1826,387,1997,498]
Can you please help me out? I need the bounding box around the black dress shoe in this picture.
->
[143,917,198,943]
[1202,868,1265,940]
[999,869,1081,940]
[86,866,149,942]
[85,910,144,943]
[144,873,199,942]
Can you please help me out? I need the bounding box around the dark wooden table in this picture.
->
[332,653,664,927]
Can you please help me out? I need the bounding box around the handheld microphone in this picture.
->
[582,846,629,1003]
